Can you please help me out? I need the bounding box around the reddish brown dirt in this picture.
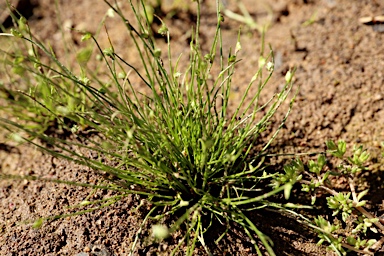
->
[1,0,384,255]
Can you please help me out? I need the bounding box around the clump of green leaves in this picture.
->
[278,141,384,255]
[1,0,296,255]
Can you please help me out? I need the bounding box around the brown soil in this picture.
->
[1,0,384,255]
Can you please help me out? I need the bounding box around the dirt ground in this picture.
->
[1,0,384,255]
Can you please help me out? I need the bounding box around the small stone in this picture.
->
[374,94,383,101]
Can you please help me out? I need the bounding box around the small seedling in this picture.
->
[278,140,384,255]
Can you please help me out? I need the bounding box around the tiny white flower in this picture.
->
[152,225,170,239]
[107,8,115,18]
[10,133,23,143]
[118,72,126,79]
[174,72,182,79]
[266,61,274,72]
[285,70,293,83]
[71,125,79,134]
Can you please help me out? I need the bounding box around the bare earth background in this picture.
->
[1,0,384,255]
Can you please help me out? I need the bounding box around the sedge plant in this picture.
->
[0,0,296,255]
